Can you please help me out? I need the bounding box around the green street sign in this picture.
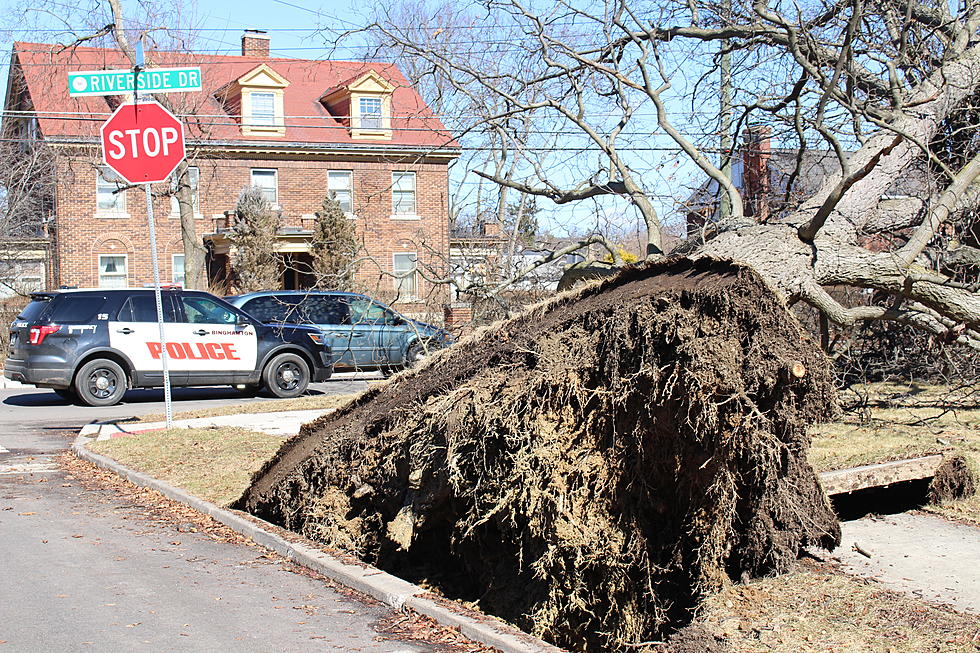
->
[68,67,202,97]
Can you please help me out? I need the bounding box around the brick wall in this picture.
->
[51,148,452,310]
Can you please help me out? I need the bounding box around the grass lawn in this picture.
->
[681,559,980,652]
[809,382,980,525]
[88,426,286,507]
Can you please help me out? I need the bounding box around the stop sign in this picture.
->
[100,101,185,184]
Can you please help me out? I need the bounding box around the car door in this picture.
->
[174,293,258,384]
[108,293,187,386]
[346,297,406,366]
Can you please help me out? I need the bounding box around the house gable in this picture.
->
[321,71,396,141]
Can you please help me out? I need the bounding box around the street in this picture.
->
[0,381,451,652]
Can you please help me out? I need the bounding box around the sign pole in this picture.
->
[145,181,173,429]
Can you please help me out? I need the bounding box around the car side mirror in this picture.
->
[236,317,252,328]
[390,315,405,326]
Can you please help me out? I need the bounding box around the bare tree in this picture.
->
[353,0,980,349]
[4,0,210,288]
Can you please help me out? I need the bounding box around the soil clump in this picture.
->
[237,257,841,651]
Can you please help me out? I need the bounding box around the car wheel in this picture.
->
[404,342,427,370]
[262,353,310,399]
[74,359,127,407]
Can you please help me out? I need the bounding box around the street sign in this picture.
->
[100,101,186,184]
[68,67,202,97]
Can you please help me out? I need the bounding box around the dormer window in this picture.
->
[320,70,395,141]
[251,92,276,126]
[359,97,382,130]
[215,64,289,137]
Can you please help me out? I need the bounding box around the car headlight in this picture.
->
[307,332,326,346]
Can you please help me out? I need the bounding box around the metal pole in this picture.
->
[145,183,173,429]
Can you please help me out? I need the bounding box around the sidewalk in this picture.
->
[81,408,332,439]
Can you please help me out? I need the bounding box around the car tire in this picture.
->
[74,359,127,407]
[404,342,427,370]
[262,353,310,399]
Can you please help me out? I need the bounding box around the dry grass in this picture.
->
[809,382,980,525]
[134,392,362,423]
[676,559,980,652]
[88,427,285,506]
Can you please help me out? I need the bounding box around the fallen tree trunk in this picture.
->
[237,257,841,651]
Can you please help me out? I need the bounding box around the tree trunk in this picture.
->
[174,161,207,289]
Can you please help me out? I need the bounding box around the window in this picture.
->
[117,295,178,322]
[170,166,199,215]
[181,296,239,325]
[251,92,276,126]
[48,296,108,323]
[348,298,397,325]
[98,255,127,288]
[359,97,382,130]
[327,171,353,213]
[172,255,185,287]
[243,296,299,324]
[393,253,418,298]
[96,167,126,213]
[392,172,416,215]
[251,169,278,206]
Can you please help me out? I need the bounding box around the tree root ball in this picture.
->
[236,257,841,652]
[929,455,977,504]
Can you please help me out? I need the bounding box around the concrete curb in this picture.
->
[72,433,563,653]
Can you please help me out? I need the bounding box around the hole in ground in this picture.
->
[831,478,932,521]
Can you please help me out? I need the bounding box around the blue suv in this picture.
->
[227,291,453,374]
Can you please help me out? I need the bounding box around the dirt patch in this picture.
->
[237,258,841,651]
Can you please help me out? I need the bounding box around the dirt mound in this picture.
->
[236,258,841,651]
[928,455,977,503]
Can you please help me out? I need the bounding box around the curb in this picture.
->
[72,433,563,653]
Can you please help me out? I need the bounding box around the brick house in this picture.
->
[2,32,459,318]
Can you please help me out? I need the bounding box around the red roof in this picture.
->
[11,42,458,151]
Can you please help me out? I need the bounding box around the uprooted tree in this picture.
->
[358,0,980,349]
[239,258,841,652]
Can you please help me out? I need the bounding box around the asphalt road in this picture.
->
[0,380,451,652]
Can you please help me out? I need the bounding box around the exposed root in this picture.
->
[928,455,977,504]
[237,258,841,652]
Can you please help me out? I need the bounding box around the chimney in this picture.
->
[742,124,772,222]
[242,29,270,58]
[482,221,501,238]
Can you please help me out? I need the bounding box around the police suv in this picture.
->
[4,288,334,406]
